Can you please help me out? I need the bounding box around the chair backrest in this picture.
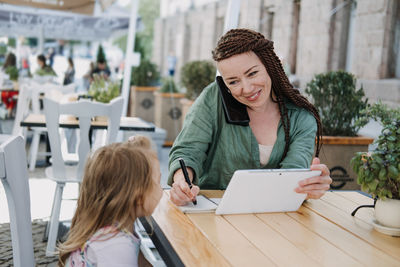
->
[30,81,76,114]
[44,97,123,180]
[11,79,76,136]
[11,81,31,136]
[0,135,35,267]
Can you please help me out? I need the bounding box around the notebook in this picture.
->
[178,195,218,213]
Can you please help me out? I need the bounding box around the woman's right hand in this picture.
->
[170,169,200,206]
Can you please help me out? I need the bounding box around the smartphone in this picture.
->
[216,76,250,126]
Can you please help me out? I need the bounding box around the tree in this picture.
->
[96,44,106,63]
[113,0,160,59]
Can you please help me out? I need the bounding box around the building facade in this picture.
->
[152,0,400,107]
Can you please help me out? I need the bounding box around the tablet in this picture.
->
[215,169,321,215]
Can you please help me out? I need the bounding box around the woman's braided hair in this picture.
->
[212,28,322,160]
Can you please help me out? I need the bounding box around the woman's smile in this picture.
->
[245,89,262,101]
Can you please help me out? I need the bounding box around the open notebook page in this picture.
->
[178,195,219,213]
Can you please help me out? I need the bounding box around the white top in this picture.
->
[66,227,140,267]
[86,232,140,267]
[259,144,274,166]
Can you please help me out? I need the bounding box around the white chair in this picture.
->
[0,135,35,267]
[44,96,123,255]
[11,80,31,137]
[28,81,76,171]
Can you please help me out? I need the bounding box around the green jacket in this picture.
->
[168,82,317,189]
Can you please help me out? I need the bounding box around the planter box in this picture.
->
[154,92,185,144]
[319,136,374,190]
[128,86,158,123]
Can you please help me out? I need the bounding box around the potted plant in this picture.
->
[88,74,120,103]
[88,74,121,121]
[180,60,216,125]
[351,102,400,231]
[305,70,373,189]
[128,59,160,123]
[154,77,185,145]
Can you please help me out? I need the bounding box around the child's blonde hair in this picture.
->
[58,136,157,265]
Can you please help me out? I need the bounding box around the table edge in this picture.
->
[20,116,156,132]
[139,217,185,267]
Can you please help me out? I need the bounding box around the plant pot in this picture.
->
[154,92,185,145]
[180,98,194,127]
[12,81,19,90]
[375,198,400,229]
[128,86,158,123]
[318,136,374,190]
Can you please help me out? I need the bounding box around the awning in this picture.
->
[0,0,116,15]
[0,3,131,41]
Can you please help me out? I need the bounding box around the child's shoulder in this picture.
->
[88,228,140,250]
[86,226,141,265]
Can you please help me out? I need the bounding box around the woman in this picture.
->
[169,29,332,205]
[63,57,75,85]
[2,52,16,70]
[35,54,56,76]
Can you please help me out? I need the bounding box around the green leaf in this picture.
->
[370,163,379,171]
[368,179,379,192]
[378,168,387,180]
[365,174,374,182]
[388,165,399,178]
[374,155,384,165]
[361,184,369,192]
[387,136,396,142]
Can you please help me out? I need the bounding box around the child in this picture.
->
[58,136,163,266]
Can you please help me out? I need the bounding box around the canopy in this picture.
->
[0,0,116,15]
[0,3,131,41]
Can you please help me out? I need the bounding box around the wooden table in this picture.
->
[20,114,155,132]
[140,191,400,267]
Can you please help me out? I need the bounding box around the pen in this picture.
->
[178,158,197,205]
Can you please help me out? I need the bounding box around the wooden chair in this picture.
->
[43,96,123,255]
[0,135,35,267]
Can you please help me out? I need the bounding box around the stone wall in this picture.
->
[266,0,295,71]
[352,0,393,79]
[296,0,332,76]
[153,0,400,106]
[358,79,400,108]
